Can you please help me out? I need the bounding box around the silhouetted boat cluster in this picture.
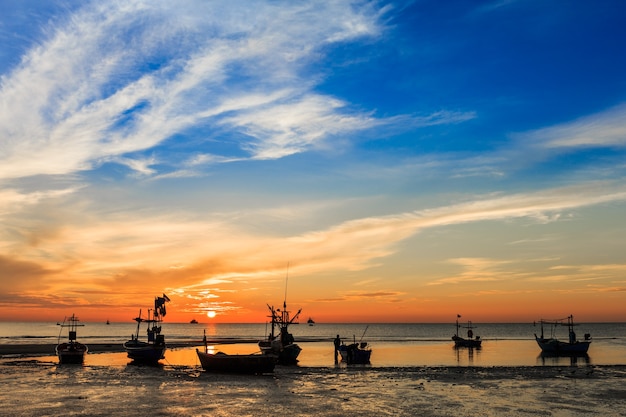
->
[53,299,592,372]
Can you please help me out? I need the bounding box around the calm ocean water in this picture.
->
[2,321,625,367]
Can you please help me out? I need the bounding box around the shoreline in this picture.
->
[0,341,203,357]
[2,342,626,371]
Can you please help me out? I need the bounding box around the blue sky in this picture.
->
[1,0,626,322]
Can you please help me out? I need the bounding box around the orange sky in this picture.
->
[3,256,625,324]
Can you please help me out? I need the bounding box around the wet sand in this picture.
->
[1,346,626,416]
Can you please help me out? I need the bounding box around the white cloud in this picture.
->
[0,0,439,181]
[515,103,626,150]
[0,187,79,217]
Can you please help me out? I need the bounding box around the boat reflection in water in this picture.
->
[538,352,591,366]
[454,344,480,365]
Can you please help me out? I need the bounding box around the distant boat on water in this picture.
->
[452,315,482,348]
[534,315,591,355]
[123,294,170,364]
[307,317,315,326]
[190,319,198,324]
[56,314,88,364]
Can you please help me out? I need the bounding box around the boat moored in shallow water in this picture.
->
[534,315,591,355]
[196,350,276,374]
[452,315,482,348]
[258,302,302,364]
[123,294,170,364]
[338,341,372,364]
[338,327,372,364]
[258,268,302,364]
[197,330,276,374]
[56,314,88,364]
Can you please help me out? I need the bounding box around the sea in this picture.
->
[1,321,625,367]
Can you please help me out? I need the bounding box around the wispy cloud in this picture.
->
[0,1,454,181]
[519,104,626,150]
[2,176,626,315]
[406,103,626,182]
[6,181,625,286]
[0,187,79,217]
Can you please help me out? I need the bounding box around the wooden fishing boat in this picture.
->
[338,327,372,364]
[123,294,170,364]
[534,315,591,355]
[338,342,372,364]
[258,267,302,364]
[196,350,275,374]
[452,315,482,348]
[56,314,88,364]
[197,330,275,374]
[258,302,302,364]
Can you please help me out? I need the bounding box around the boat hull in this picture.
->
[196,350,276,374]
[259,341,301,364]
[452,336,482,348]
[56,342,88,364]
[123,340,166,364]
[535,338,591,354]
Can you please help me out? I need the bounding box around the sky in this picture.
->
[1,0,626,324]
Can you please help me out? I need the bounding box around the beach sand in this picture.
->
[1,346,626,416]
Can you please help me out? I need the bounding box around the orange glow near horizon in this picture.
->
[2,285,625,324]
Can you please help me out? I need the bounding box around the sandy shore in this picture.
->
[1,343,626,416]
[1,359,626,416]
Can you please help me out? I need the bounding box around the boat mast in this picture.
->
[266,304,276,339]
[134,309,142,340]
[359,325,369,343]
[57,314,84,344]
[282,261,290,326]
[283,262,290,311]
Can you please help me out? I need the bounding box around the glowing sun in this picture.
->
[206,310,217,319]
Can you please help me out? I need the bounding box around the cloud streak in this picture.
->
[6,180,626,289]
[520,104,626,150]
[0,0,452,181]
